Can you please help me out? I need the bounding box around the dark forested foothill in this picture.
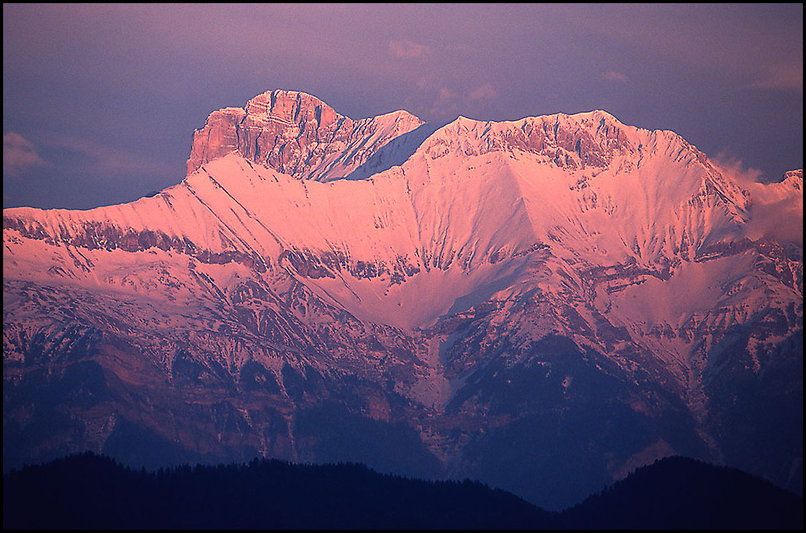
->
[2,453,802,530]
[2,452,555,530]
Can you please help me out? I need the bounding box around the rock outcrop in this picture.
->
[187,89,424,181]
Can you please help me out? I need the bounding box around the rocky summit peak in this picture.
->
[242,89,341,128]
[782,168,803,184]
[418,108,640,173]
[186,89,424,181]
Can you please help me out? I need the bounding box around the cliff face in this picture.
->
[186,89,424,181]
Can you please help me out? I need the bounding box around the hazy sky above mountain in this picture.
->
[3,3,803,209]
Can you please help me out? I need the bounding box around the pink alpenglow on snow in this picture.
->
[3,90,802,512]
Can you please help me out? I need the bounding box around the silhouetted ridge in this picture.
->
[562,455,803,529]
[3,453,802,529]
[2,452,555,530]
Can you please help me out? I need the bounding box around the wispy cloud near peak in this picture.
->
[749,63,803,92]
[467,83,497,102]
[603,70,629,83]
[3,132,50,178]
[388,39,431,59]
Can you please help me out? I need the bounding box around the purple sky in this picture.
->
[3,3,803,209]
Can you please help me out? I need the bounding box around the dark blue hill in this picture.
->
[3,452,802,529]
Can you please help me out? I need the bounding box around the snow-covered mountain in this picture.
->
[3,90,802,511]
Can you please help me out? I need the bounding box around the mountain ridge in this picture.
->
[3,89,802,511]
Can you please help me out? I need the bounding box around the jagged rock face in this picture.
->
[425,112,637,170]
[3,90,803,511]
[186,89,424,181]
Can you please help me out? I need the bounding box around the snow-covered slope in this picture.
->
[3,90,802,511]
[6,107,789,337]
